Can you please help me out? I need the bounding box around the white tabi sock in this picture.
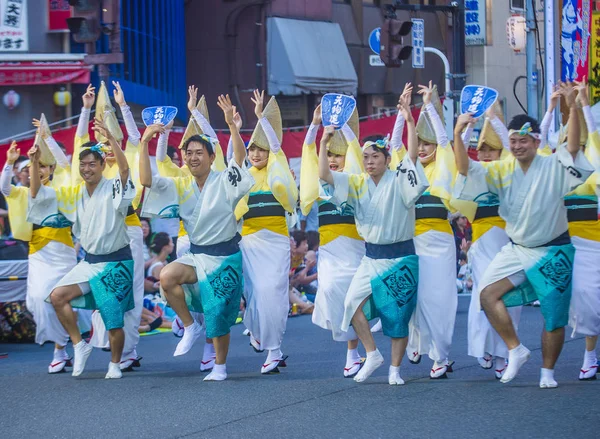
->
[388,365,405,386]
[204,363,227,381]
[105,361,122,379]
[583,349,598,369]
[354,349,384,383]
[539,367,558,389]
[200,342,216,371]
[53,347,68,361]
[266,348,283,363]
[346,348,361,365]
[500,344,530,384]
[72,340,93,377]
[174,321,202,357]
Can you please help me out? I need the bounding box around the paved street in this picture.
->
[1,296,599,439]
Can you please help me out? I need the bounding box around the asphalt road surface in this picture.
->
[1,296,599,439]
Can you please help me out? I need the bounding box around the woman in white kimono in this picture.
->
[540,81,600,380]
[28,119,136,380]
[319,91,428,385]
[300,104,366,377]
[73,83,145,372]
[453,82,594,388]
[153,86,230,372]
[399,82,461,379]
[1,138,76,374]
[457,104,523,379]
[139,95,253,382]
[239,90,298,374]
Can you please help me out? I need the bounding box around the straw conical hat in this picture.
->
[327,107,359,155]
[416,85,444,144]
[558,106,587,146]
[477,101,504,151]
[94,81,124,144]
[249,96,282,151]
[178,95,211,149]
[33,113,56,166]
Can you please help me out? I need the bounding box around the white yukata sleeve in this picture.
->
[461,123,475,147]
[155,129,171,162]
[395,155,429,208]
[340,123,356,144]
[27,185,58,225]
[425,103,449,148]
[141,175,179,218]
[554,144,595,194]
[453,159,492,201]
[540,109,553,149]
[191,109,218,140]
[327,171,356,209]
[260,117,281,153]
[76,108,91,139]
[45,136,71,169]
[120,104,141,146]
[222,160,254,208]
[390,112,406,151]
[1,164,13,197]
[488,116,510,152]
[110,172,136,214]
[305,123,319,146]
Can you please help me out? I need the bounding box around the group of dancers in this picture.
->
[4,78,599,387]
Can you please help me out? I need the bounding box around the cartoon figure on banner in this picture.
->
[561,0,588,81]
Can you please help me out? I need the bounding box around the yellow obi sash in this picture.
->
[319,223,362,247]
[242,216,288,237]
[415,218,453,236]
[124,206,141,227]
[568,220,600,242]
[471,216,506,243]
[29,226,74,255]
[178,220,187,238]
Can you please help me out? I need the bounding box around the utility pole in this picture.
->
[526,0,539,119]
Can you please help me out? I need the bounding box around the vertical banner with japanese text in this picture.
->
[465,0,486,46]
[589,12,600,104]
[561,0,591,81]
[0,0,28,51]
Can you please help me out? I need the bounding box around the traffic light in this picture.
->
[66,0,101,43]
[380,19,413,67]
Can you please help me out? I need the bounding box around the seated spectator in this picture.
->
[456,251,473,294]
[145,232,174,294]
[288,287,314,315]
[290,230,308,270]
[140,217,154,265]
[306,230,320,252]
[451,213,472,272]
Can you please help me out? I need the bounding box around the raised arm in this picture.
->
[540,86,560,148]
[561,82,580,158]
[576,78,597,133]
[113,81,140,146]
[454,113,477,176]
[252,89,281,153]
[139,124,165,187]
[28,145,42,198]
[397,88,418,163]
[32,119,70,169]
[419,81,448,147]
[155,120,172,162]
[306,104,321,146]
[94,119,129,185]
[1,141,19,197]
[217,94,246,167]
[77,84,95,140]
[227,105,243,163]
[391,83,412,151]
[318,126,335,186]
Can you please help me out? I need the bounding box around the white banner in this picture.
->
[465,0,486,46]
[0,0,28,52]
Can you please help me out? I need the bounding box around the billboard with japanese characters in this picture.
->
[561,0,591,82]
[0,0,27,52]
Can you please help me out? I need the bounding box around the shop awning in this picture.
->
[0,54,92,86]
[267,17,358,96]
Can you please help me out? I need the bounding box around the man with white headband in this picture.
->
[28,119,136,380]
[453,82,594,388]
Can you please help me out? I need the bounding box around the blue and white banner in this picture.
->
[321,94,356,129]
[141,106,178,127]
[460,85,498,117]
[465,0,486,46]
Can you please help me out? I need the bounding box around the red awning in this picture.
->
[0,61,91,86]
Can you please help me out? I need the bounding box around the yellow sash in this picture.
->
[319,223,362,247]
[242,215,288,237]
[415,218,453,236]
[29,226,74,254]
[568,220,600,242]
[471,216,506,242]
